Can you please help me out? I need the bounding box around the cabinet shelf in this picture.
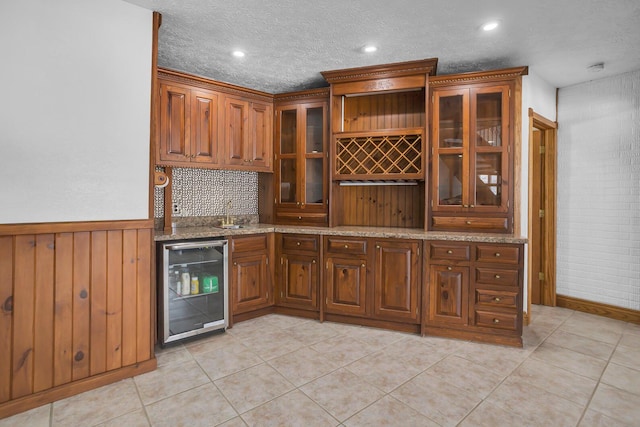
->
[334,128,423,179]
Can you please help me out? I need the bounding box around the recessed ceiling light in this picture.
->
[232,50,245,58]
[362,45,377,53]
[482,21,499,31]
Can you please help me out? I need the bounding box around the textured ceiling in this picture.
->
[123,0,640,94]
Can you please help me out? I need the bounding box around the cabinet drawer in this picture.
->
[475,267,519,287]
[429,243,470,262]
[326,237,367,255]
[232,235,268,253]
[476,245,520,265]
[474,310,518,331]
[432,216,509,232]
[282,234,318,252]
[475,289,518,309]
[275,212,327,225]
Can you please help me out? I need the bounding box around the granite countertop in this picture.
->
[155,224,527,244]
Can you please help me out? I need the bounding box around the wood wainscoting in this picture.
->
[557,294,640,324]
[0,219,157,419]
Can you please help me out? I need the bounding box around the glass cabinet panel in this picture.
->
[280,158,297,203]
[438,95,463,148]
[306,107,324,153]
[305,158,323,204]
[280,109,297,154]
[438,154,463,206]
[475,153,501,206]
[475,92,502,147]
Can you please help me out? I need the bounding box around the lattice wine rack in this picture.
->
[334,129,424,180]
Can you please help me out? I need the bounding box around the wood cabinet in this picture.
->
[425,240,524,346]
[274,89,329,226]
[158,81,220,166]
[224,97,273,172]
[230,235,273,315]
[276,234,319,311]
[429,67,528,233]
[323,236,421,325]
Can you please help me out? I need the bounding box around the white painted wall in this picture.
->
[0,0,152,223]
[519,70,558,312]
[556,70,640,310]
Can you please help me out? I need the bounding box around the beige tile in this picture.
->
[425,355,507,399]
[391,371,481,427]
[0,404,50,427]
[530,304,574,324]
[52,379,142,426]
[610,344,640,370]
[623,322,640,337]
[156,346,194,368]
[282,320,340,346]
[259,313,310,330]
[588,383,640,425]
[601,362,640,396]
[579,409,633,427]
[559,312,626,344]
[310,335,376,367]
[455,340,530,374]
[618,332,640,349]
[227,316,277,341]
[300,368,385,422]
[459,400,540,427]
[95,409,150,427]
[217,417,248,427]
[134,358,210,404]
[346,348,423,392]
[511,358,598,405]
[268,346,340,387]
[241,390,338,427]
[214,363,294,414]
[531,342,607,379]
[344,395,439,427]
[184,331,242,356]
[380,337,450,370]
[486,376,584,426]
[195,341,263,381]
[544,329,616,360]
[145,383,237,427]
[345,325,407,349]
[240,328,305,360]
[522,322,556,348]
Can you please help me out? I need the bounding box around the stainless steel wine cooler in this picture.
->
[158,239,228,346]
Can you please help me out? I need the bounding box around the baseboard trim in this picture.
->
[556,295,640,324]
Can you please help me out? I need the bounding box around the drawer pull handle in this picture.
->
[298,216,302,220]
[466,221,472,225]
[344,245,349,249]
[495,253,501,257]
[494,297,501,302]
[463,204,469,208]
[361,263,365,268]
[470,204,475,208]
[312,259,316,264]
[233,262,237,266]
[493,318,500,324]
[447,250,453,254]
[495,274,501,279]
[297,242,301,246]
[376,245,380,249]
[447,266,452,271]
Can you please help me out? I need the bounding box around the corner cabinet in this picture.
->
[274,89,329,225]
[429,67,528,233]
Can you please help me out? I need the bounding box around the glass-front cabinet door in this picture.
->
[275,96,328,225]
[432,85,509,213]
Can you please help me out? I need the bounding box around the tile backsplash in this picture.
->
[154,167,258,219]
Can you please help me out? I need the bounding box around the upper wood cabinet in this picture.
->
[429,67,528,233]
[158,81,220,166]
[223,97,273,172]
[274,89,329,226]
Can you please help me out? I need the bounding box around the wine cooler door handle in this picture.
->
[165,240,227,251]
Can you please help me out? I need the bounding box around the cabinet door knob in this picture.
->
[495,274,501,279]
[493,318,500,324]
[376,245,380,249]
[312,259,316,264]
[447,250,453,254]
[494,297,501,302]
[344,244,349,248]
[495,253,501,257]
[466,221,472,225]
[298,216,302,220]
[296,242,301,246]
[233,261,237,266]
[463,204,469,208]
[361,263,365,268]
[470,204,475,208]
[447,266,452,271]
[296,202,300,206]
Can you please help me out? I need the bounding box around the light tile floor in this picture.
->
[2,305,639,426]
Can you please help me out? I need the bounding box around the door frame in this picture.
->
[527,108,557,321]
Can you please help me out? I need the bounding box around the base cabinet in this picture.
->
[230,235,273,316]
[428,264,469,326]
[276,234,319,311]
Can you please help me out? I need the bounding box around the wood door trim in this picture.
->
[526,108,557,322]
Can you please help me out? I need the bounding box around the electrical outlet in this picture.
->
[172,203,180,215]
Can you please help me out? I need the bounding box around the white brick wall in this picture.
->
[557,70,640,310]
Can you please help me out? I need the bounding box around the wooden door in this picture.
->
[427,264,469,326]
[190,89,219,164]
[325,256,367,316]
[248,101,272,170]
[373,240,420,322]
[232,253,269,314]
[224,97,248,166]
[159,83,190,162]
[279,253,318,310]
